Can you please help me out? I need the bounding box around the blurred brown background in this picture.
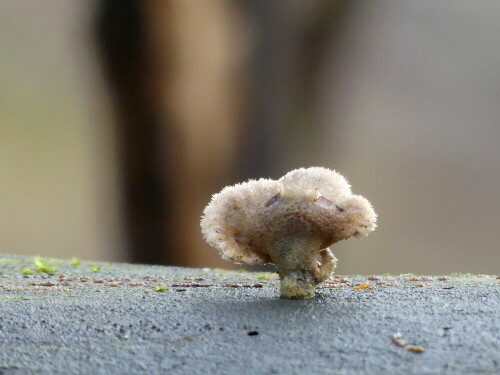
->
[1,0,499,274]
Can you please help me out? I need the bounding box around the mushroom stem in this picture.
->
[269,237,335,299]
[280,270,316,299]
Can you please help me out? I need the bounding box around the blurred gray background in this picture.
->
[1,0,499,274]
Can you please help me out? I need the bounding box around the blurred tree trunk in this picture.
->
[95,0,248,266]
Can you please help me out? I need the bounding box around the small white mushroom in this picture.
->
[201,167,377,299]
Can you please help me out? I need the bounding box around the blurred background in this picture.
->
[1,0,499,274]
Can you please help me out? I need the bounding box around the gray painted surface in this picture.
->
[0,255,498,374]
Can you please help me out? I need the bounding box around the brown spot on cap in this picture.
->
[265,193,281,208]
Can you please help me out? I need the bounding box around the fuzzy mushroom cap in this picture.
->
[201,167,377,265]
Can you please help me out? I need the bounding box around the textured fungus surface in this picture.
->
[0,255,499,374]
[201,167,377,298]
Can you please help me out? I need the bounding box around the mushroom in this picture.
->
[201,167,377,299]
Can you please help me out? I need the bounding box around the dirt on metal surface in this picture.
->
[0,255,499,374]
